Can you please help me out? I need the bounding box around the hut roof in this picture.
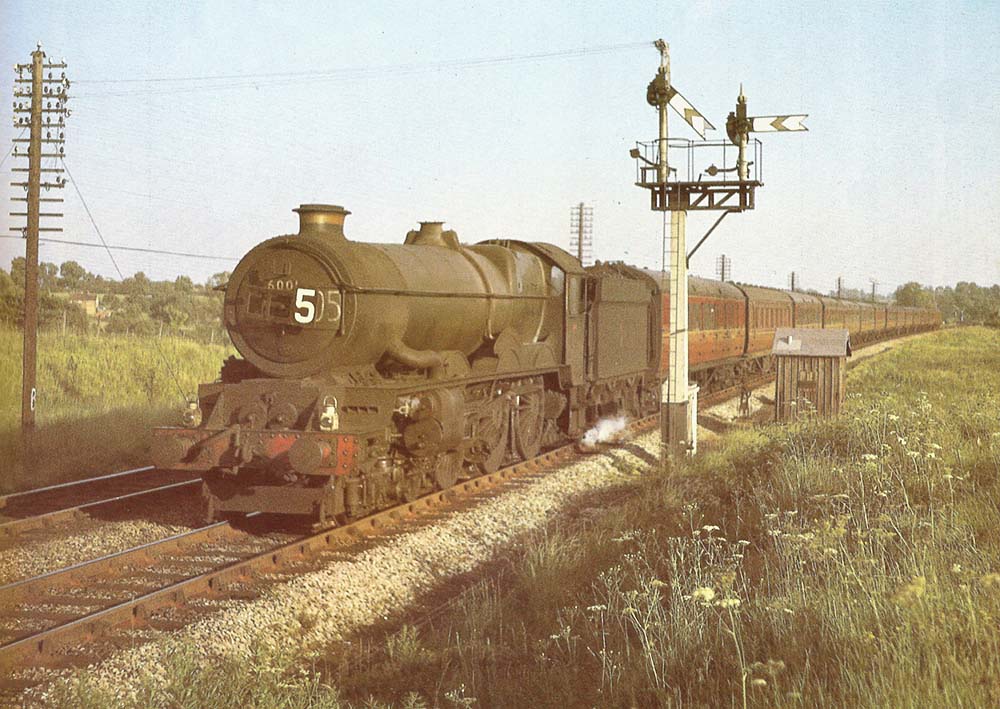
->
[772,328,851,357]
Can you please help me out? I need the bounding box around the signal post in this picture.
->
[631,40,805,466]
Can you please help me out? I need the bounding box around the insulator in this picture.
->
[59,146,64,154]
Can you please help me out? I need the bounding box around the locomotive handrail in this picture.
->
[335,284,553,300]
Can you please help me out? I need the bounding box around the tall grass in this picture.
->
[0,327,232,492]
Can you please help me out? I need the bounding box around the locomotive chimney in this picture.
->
[404,221,460,248]
[294,204,350,241]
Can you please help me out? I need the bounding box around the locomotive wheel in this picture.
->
[435,451,461,491]
[513,390,544,460]
[401,473,423,502]
[476,401,510,474]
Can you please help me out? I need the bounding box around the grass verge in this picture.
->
[0,327,231,492]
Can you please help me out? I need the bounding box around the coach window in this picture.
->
[706,304,716,329]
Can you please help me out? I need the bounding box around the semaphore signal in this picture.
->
[631,40,806,468]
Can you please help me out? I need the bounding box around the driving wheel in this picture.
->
[513,390,544,460]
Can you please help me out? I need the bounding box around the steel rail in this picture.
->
[0,466,155,505]
[0,479,200,538]
[0,516,264,674]
[0,417,657,678]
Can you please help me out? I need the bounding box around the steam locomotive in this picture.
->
[151,204,939,524]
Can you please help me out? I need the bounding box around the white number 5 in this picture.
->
[294,288,316,324]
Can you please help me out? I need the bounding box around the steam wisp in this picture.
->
[579,415,628,452]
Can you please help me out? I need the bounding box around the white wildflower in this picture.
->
[691,587,716,604]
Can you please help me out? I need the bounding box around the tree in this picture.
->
[893,282,934,308]
[123,271,151,296]
[10,257,25,286]
[151,291,192,328]
[0,269,14,297]
[59,260,87,290]
[39,262,59,292]
[206,271,231,290]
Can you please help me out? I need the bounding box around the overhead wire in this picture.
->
[0,128,28,171]
[0,234,239,261]
[60,156,193,404]
[73,41,652,95]
[18,40,649,272]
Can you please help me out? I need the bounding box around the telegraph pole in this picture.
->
[836,276,843,299]
[788,271,798,292]
[10,44,69,436]
[870,278,878,303]
[715,254,731,282]
[569,202,593,266]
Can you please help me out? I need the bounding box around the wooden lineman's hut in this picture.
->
[771,328,851,421]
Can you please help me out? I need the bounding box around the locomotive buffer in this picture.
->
[631,39,806,461]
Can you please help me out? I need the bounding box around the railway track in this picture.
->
[0,416,656,690]
[0,375,765,687]
[0,467,201,539]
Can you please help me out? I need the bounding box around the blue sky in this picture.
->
[2,0,998,294]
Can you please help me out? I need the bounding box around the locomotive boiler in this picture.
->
[152,205,663,524]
